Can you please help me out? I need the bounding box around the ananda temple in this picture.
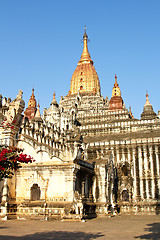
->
[0,28,160,219]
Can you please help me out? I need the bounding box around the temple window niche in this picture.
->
[122,165,128,176]
[31,184,41,201]
[122,190,129,202]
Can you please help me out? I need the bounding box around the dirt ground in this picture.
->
[0,215,160,240]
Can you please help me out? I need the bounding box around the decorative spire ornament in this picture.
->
[141,91,156,120]
[51,91,58,105]
[144,91,151,107]
[78,26,93,65]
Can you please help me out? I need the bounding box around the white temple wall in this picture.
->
[15,166,74,202]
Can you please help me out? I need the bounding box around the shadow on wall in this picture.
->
[135,223,160,239]
[0,230,104,240]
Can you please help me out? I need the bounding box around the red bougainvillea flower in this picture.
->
[0,146,35,181]
[18,153,34,163]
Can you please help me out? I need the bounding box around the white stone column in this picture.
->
[132,147,137,199]
[92,176,96,202]
[122,147,125,162]
[85,174,89,198]
[110,179,114,206]
[155,146,160,197]
[155,146,160,177]
[1,179,8,219]
[149,145,155,199]
[73,174,76,192]
[97,165,106,203]
[127,147,131,165]
[116,147,120,163]
[138,146,144,199]
[128,148,133,179]
[106,170,109,200]
[143,145,150,199]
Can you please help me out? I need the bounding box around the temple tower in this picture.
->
[141,92,156,119]
[24,89,37,120]
[69,27,101,96]
[109,75,124,110]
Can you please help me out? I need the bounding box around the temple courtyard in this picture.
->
[0,215,159,240]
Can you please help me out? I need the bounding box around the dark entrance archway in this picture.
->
[31,184,41,201]
[122,190,129,202]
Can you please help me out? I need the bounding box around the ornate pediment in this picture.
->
[24,171,48,190]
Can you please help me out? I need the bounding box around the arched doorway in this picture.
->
[122,190,129,202]
[30,184,41,201]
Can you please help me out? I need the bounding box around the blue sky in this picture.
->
[0,0,160,119]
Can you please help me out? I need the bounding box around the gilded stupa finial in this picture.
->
[31,88,34,97]
[146,90,148,99]
[144,90,151,106]
[114,74,118,87]
[53,91,56,100]
[78,26,93,65]
[83,26,88,40]
[112,75,121,97]
[28,88,37,108]
[51,91,57,105]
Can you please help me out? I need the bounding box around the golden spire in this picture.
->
[69,28,101,96]
[112,74,121,97]
[78,26,93,65]
[144,91,151,107]
[51,91,57,105]
[109,75,123,110]
[31,88,35,98]
[24,88,37,120]
[28,88,37,108]
[53,91,56,100]
[114,74,118,87]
